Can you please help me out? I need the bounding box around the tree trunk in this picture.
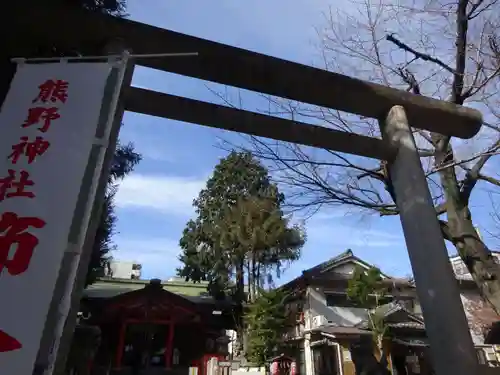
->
[235,259,246,358]
[251,251,257,302]
[436,143,500,314]
[256,263,261,291]
[246,259,253,302]
[449,207,500,313]
[237,259,245,303]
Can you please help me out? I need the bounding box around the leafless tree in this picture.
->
[223,0,500,312]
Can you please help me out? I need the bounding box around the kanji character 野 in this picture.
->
[0,170,35,201]
[33,79,69,104]
[9,136,51,164]
[22,107,60,133]
[0,211,46,276]
[0,328,22,353]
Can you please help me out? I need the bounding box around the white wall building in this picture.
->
[105,260,142,279]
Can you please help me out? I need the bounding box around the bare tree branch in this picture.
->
[478,174,500,188]
[214,0,500,311]
[386,34,456,74]
[461,139,500,202]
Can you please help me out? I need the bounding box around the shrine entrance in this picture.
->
[120,323,170,369]
[87,280,233,374]
[3,3,487,375]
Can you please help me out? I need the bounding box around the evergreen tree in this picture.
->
[218,196,303,302]
[85,141,141,286]
[347,266,391,374]
[177,151,305,355]
[245,288,288,365]
[178,151,304,300]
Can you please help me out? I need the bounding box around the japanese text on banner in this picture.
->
[0,78,70,353]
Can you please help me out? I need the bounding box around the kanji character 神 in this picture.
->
[0,211,46,276]
[0,170,35,201]
[22,107,60,133]
[33,79,68,104]
[9,136,51,164]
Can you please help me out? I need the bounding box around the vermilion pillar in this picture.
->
[165,321,175,369]
[115,321,127,368]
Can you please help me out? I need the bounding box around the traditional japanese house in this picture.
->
[278,249,432,375]
[278,249,500,375]
[75,277,237,375]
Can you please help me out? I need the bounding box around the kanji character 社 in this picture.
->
[0,170,35,201]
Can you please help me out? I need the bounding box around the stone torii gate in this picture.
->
[4,3,487,375]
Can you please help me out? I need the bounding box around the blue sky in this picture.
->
[111,0,498,283]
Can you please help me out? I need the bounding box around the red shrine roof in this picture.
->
[85,278,236,328]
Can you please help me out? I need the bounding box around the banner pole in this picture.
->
[44,51,129,375]
[33,42,135,375]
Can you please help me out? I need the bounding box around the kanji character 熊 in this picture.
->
[9,136,51,164]
[0,170,35,201]
[33,79,68,104]
[0,211,46,276]
[22,107,60,133]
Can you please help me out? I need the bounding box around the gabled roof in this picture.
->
[356,302,425,331]
[93,279,236,328]
[302,249,390,278]
[84,277,210,299]
[281,249,413,293]
[101,279,200,320]
[374,302,424,322]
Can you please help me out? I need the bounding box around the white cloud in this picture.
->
[306,214,404,249]
[114,173,205,216]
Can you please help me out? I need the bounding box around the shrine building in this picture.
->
[77,276,237,375]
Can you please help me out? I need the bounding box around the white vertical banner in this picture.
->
[0,61,114,374]
[44,54,128,375]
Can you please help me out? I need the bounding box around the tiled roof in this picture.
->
[303,249,391,277]
[84,277,210,299]
[387,322,425,329]
[311,324,372,337]
[355,302,425,331]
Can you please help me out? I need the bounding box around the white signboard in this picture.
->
[0,62,113,374]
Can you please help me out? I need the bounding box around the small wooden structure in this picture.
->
[77,279,235,374]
